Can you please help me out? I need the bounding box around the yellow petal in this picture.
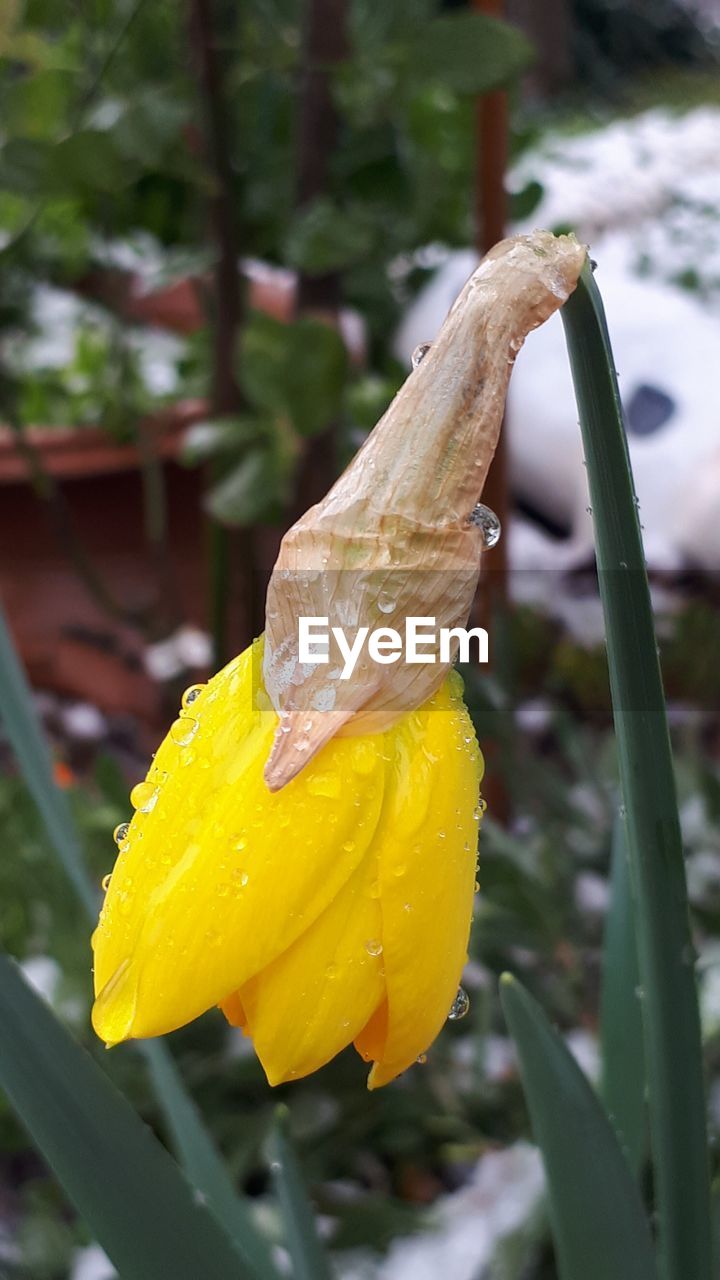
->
[236,850,385,1085]
[360,672,482,1088]
[92,639,386,1044]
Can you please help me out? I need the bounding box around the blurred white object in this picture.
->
[394,108,720,577]
[144,625,212,681]
[70,1245,116,1280]
[341,1143,544,1280]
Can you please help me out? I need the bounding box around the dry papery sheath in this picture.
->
[264,230,587,790]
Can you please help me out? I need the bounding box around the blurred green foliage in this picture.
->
[0,0,530,528]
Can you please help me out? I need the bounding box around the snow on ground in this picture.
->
[340,1144,544,1280]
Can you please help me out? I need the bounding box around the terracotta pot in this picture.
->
[0,401,211,734]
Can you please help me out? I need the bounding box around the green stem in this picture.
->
[561,262,711,1280]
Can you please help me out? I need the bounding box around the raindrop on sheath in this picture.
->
[469,503,501,548]
[412,341,432,369]
[113,822,130,845]
[182,683,206,709]
[170,716,199,747]
[448,985,470,1021]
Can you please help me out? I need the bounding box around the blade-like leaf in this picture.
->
[269,1107,333,1280]
[0,953,248,1280]
[0,603,277,1276]
[500,974,658,1280]
[600,816,646,1175]
[562,263,712,1280]
[0,602,96,914]
[143,1041,280,1280]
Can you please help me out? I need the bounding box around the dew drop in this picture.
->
[417,1052,428,1065]
[469,503,501,548]
[448,985,470,1021]
[182,683,206,709]
[101,873,112,892]
[412,341,432,368]
[365,938,383,957]
[369,880,381,899]
[393,863,406,878]
[171,716,199,747]
[343,840,356,853]
[232,868,249,887]
[325,964,338,980]
[130,780,158,813]
[377,590,397,614]
[113,822,130,845]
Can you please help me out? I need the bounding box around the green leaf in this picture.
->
[204,449,288,526]
[180,417,266,466]
[269,1107,333,1280]
[285,197,375,274]
[500,975,658,1280]
[402,13,533,96]
[283,318,348,437]
[600,816,646,1175]
[0,954,250,1280]
[562,262,713,1280]
[241,311,348,437]
[0,131,127,198]
[0,603,96,914]
[143,1041,280,1280]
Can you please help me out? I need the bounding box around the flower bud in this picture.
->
[264,231,587,790]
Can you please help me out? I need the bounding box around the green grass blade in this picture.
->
[561,262,712,1280]
[0,602,96,914]
[500,974,658,1280]
[143,1041,280,1280]
[0,953,250,1280]
[600,816,646,1175]
[269,1107,333,1280]
[0,603,278,1276]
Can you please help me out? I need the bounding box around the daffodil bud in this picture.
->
[264,230,587,789]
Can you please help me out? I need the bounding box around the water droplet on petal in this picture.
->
[393,863,406,878]
[377,590,396,614]
[365,938,383,957]
[101,873,112,892]
[448,985,470,1021]
[417,1052,428,1065]
[412,341,432,368]
[130,780,158,813]
[325,964,338,980]
[469,503,501,548]
[369,880,381,899]
[113,822,130,845]
[182,683,206,709]
[171,716,198,747]
[343,839,356,853]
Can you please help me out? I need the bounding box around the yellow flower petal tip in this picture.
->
[91,958,137,1048]
[91,640,484,1087]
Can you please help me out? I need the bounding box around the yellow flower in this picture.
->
[92,638,483,1088]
